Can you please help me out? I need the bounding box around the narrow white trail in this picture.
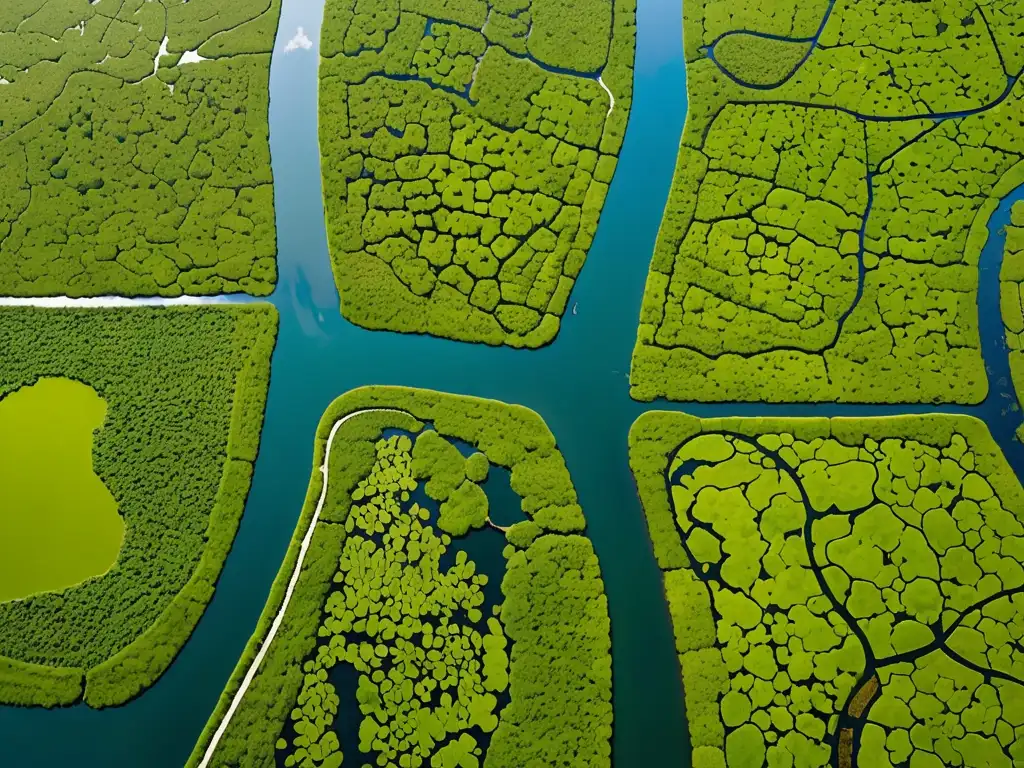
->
[598,76,615,117]
[197,408,410,768]
[0,296,237,307]
[152,36,169,77]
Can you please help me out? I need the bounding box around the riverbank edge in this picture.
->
[0,304,279,709]
[187,385,614,767]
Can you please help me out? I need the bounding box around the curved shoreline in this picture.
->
[197,407,409,768]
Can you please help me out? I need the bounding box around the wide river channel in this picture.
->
[2,0,1024,765]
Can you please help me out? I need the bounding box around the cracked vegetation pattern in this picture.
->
[631,0,1024,402]
[632,414,1024,768]
[0,0,281,297]
[1001,200,1024,441]
[319,0,635,347]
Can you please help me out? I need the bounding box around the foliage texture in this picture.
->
[0,0,281,297]
[188,387,612,768]
[630,0,1024,402]
[0,305,277,707]
[630,411,1024,768]
[319,0,635,347]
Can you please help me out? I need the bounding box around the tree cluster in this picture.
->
[412,22,487,93]
[711,35,810,88]
[631,0,1024,403]
[187,386,612,768]
[0,0,281,297]
[629,411,1024,768]
[318,0,634,347]
[279,434,504,768]
[0,304,277,707]
[527,0,612,74]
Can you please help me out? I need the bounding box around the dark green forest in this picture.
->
[0,305,276,707]
[0,0,281,297]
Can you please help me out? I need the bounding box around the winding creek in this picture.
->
[2,0,1024,765]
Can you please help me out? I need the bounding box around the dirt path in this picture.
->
[197,407,410,768]
[599,76,615,117]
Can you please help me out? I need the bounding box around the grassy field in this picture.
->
[0,377,123,603]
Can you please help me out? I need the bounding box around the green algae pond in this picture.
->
[0,378,122,603]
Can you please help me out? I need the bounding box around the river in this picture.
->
[1,0,1023,765]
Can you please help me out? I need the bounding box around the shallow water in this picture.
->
[1,0,1023,765]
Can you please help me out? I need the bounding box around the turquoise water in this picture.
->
[2,0,1024,765]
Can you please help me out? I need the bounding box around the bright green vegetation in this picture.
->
[0,305,277,708]
[631,0,1024,402]
[0,0,281,297]
[285,434,504,768]
[319,0,635,347]
[0,377,123,603]
[630,411,1024,767]
[189,387,612,767]
[1001,200,1024,441]
[712,35,810,87]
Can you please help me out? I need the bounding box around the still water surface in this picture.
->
[2,0,1023,764]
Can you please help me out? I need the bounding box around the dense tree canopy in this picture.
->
[188,387,611,768]
[630,411,1024,768]
[0,0,281,296]
[319,0,635,346]
[631,0,1024,402]
[0,305,276,707]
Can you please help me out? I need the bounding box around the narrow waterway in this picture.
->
[977,184,1024,450]
[1,0,1023,765]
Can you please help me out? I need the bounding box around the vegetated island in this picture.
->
[630,0,1024,402]
[0,0,281,297]
[1001,200,1024,441]
[188,387,612,768]
[629,410,1024,768]
[319,0,635,347]
[0,304,277,709]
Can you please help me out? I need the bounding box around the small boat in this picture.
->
[572,302,578,315]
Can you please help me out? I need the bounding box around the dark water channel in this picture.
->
[1,0,1023,765]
